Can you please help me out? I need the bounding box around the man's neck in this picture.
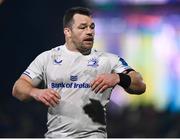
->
[65,43,91,55]
[65,42,78,52]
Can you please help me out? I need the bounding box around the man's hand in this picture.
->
[30,88,61,107]
[91,73,119,93]
[12,75,61,107]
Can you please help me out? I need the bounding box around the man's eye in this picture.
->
[79,26,86,29]
[90,25,95,29]
[90,24,95,29]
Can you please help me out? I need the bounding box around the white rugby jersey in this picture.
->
[23,44,132,138]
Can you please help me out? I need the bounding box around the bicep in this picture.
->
[125,70,146,94]
[19,74,33,85]
[22,51,49,87]
[20,74,43,87]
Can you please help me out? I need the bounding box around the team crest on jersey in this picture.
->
[87,57,99,68]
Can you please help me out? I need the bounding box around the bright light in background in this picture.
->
[93,10,180,112]
[89,0,169,5]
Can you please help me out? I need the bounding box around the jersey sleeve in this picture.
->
[23,51,49,86]
[108,53,132,73]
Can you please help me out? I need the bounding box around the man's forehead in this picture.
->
[73,14,94,24]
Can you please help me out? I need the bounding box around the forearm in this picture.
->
[12,78,34,101]
[125,71,146,94]
[116,70,146,94]
[90,71,146,94]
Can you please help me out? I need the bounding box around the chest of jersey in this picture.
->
[46,52,111,85]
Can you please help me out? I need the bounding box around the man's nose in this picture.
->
[86,27,94,35]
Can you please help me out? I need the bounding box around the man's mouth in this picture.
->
[84,38,94,42]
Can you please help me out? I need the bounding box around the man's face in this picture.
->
[69,14,95,54]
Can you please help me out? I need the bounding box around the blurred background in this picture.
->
[1,0,180,137]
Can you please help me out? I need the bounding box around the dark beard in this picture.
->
[77,47,92,55]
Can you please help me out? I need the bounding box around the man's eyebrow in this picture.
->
[79,23,87,26]
[79,22,95,26]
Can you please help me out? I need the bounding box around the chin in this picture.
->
[85,43,93,49]
[80,47,92,55]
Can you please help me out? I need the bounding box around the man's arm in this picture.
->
[124,70,146,94]
[91,70,146,94]
[12,74,60,107]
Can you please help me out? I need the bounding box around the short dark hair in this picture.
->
[63,7,92,28]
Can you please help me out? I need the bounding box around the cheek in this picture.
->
[71,30,85,42]
[71,33,78,39]
[76,33,84,41]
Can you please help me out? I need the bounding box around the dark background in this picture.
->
[1,0,180,137]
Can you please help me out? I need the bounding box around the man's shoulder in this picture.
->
[42,45,65,56]
[35,45,64,60]
[50,45,65,53]
[92,48,118,58]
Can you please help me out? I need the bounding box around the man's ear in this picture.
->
[64,28,71,37]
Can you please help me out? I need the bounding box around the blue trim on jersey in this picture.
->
[119,57,128,66]
[23,72,32,79]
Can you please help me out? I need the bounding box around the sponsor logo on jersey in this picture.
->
[51,82,90,89]
[87,57,99,67]
[51,75,90,89]
[70,75,78,81]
